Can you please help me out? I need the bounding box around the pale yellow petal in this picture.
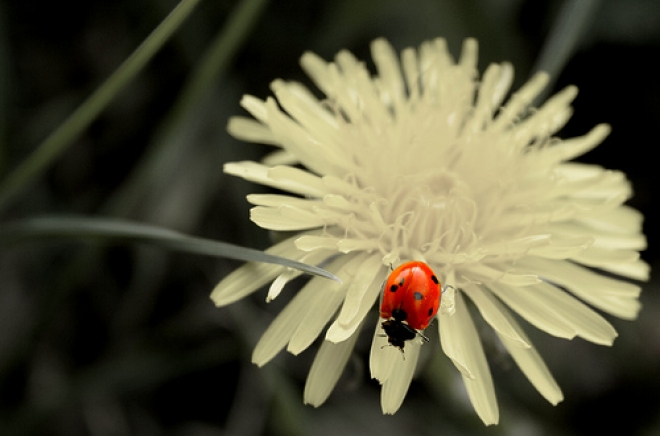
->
[462,285,529,348]
[492,72,549,131]
[594,259,650,282]
[267,268,298,302]
[513,85,577,145]
[295,235,341,252]
[246,194,318,209]
[261,149,298,166]
[527,236,593,259]
[287,255,354,355]
[576,204,643,234]
[266,249,333,302]
[492,281,618,345]
[459,38,478,69]
[224,161,325,197]
[381,341,421,414]
[250,205,325,231]
[467,63,514,133]
[369,321,399,383]
[438,295,475,379]
[401,47,420,101]
[550,222,647,251]
[227,116,279,145]
[252,283,320,367]
[494,308,564,405]
[542,124,610,164]
[371,38,406,110]
[326,255,386,343]
[520,257,642,319]
[304,330,361,407]
[336,254,384,328]
[464,263,540,286]
[452,292,499,425]
[488,282,577,340]
[210,236,299,306]
[299,51,334,97]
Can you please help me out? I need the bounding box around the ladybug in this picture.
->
[380,261,441,351]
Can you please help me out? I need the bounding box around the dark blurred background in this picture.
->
[0,0,659,435]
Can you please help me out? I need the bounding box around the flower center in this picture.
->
[346,170,480,264]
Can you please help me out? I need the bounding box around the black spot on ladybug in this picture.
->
[414,291,423,300]
[390,284,398,292]
[431,275,439,284]
[428,307,433,316]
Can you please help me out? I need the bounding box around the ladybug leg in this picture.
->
[417,330,430,343]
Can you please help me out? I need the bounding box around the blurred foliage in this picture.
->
[0,0,659,435]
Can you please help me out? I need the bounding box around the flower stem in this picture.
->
[102,0,270,216]
[0,0,203,213]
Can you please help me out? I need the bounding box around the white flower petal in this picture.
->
[450,292,499,426]
[299,51,334,97]
[543,124,611,164]
[462,285,530,348]
[336,254,384,327]
[488,282,577,340]
[381,341,421,415]
[520,257,642,319]
[303,329,361,407]
[527,236,593,259]
[494,307,564,405]
[270,82,347,174]
[369,321,400,383]
[336,238,380,253]
[513,85,577,144]
[594,259,650,282]
[287,255,354,355]
[271,79,338,132]
[226,116,278,146]
[266,249,333,302]
[401,47,421,101]
[438,295,475,379]
[491,281,618,345]
[571,246,639,268]
[250,205,325,231]
[224,161,325,197]
[459,38,478,69]
[294,235,341,251]
[492,72,549,131]
[559,224,646,251]
[246,193,318,208]
[267,269,298,302]
[252,281,321,367]
[465,263,540,286]
[210,236,299,306]
[261,149,298,166]
[576,204,643,234]
[326,255,386,343]
[371,39,406,109]
[239,94,269,122]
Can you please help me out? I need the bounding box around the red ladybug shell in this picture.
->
[380,261,441,350]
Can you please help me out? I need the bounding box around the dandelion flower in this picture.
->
[211,37,648,425]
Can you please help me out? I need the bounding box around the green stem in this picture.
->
[103,0,270,216]
[0,0,203,213]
